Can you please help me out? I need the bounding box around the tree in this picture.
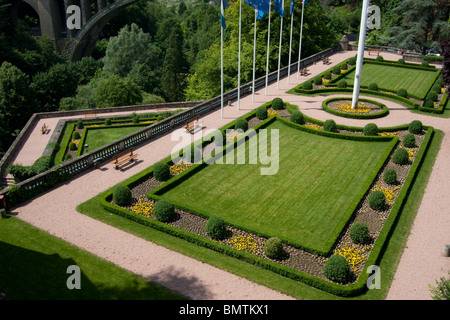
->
[94,75,142,108]
[440,39,450,87]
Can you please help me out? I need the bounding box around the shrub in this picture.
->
[113,184,132,206]
[132,115,140,123]
[153,161,170,181]
[368,82,378,91]
[264,237,284,259]
[272,98,284,110]
[68,142,77,151]
[323,119,337,132]
[72,131,81,140]
[426,91,438,102]
[323,255,351,283]
[340,62,348,70]
[235,118,248,132]
[154,200,177,222]
[397,88,408,98]
[31,156,51,175]
[332,66,341,75]
[350,222,370,244]
[409,120,423,134]
[76,120,84,129]
[156,115,164,122]
[403,133,416,148]
[423,99,435,108]
[64,153,72,161]
[7,164,32,182]
[337,80,347,88]
[383,168,397,185]
[290,111,304,125]
[392,147,409,165]
[105,118,112,125]
[369,190,386,211]
[397,58,405,64]
[323,71,332,80]
[421,60,430,67]
[348,57,356,65]
[313,76,323,86]
[363,123,378,136]
[255,106,268,120]
[302,81,313,90]
[205,215,227,240]
[376,55,384,62]
[432,84,442,94]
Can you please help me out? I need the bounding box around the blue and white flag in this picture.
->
[245,0,270,18]
[272,0,284,18]
[221,0,226,29]
[290,0,294,15]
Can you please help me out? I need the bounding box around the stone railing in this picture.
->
[348,44,424,62]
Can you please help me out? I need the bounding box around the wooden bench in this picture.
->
[110,148,138,170]
[368,48,381,56]
[41,123,49,134]
[322,57,330,64]
[299,68,309,76]
[184,116,200,134]
[84,110,98,118]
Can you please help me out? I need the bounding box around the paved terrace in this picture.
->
[8,50,450,300]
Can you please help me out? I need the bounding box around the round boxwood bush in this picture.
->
[421,60,430,67]
[156,115,164,122]
[383,168,397,185]
[337,80,347,88]
[397,58,405,64]
[76,120,84,130]
[256,106,268,120]
[313,76,323,85]
[72,131,81,140]
[332,65,341,75]
[363,123,379,136]
[397,88,408,98]
[323,71,332,80]
[423,99,434,108]
[154,200,177,222]
[68,142,77,151]
[235,117,248,132]
[105,118,112,126]
[340,62,348,70]
[272,98,284,110]
[350,222,370,244]
[348,57,356,65]
[432,84,442,94]
[323,255,351,283]
[426,90,438,102]
[376,55,384,62]
[302,81,313,90]
[153,161,170,181]
[205,215,227,240]
[403,133,416,148]
[113,184,132,206]
[409,120,423,134]
[323,119,337,132]
[290,111,304,125]
[264,237,284,260]
[392,147,409,165]
[369,190,386,211]
[368,82,378,91]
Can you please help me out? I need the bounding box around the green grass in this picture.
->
[0,216,186,300]
[158,120,393,252]
[338,63,438,99]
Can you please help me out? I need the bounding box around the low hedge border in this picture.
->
[418,93,448,114]
[96,106,434,298]
[322,97,389,119]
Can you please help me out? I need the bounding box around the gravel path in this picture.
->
[8,50,450,300]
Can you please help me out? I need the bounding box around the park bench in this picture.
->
[184,116,200,134]
[41,123,49,134]
[322,57,331,64]
[84,110,98,118]
[110,148,138,170]
[368,48,381,56]
[299,68,309,76]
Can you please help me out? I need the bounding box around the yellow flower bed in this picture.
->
[131,198,155,218]
[336,101,371,114]
[267,108,278,117]
[225,129,241,141]
[371,183,400,205]
[170,160,193,176]
[71,139,80,148]
[227,235,260,254]
[333,243,368,275]
[304,123,321,130]
[379,131,398,136]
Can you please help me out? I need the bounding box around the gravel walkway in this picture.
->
[8,50,450,300]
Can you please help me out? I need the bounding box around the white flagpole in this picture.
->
[288,2,293,84]
[297,0,304,79]
[221,0,224,118]
[252,8,257,102]
[237,0,242,110]
[277,0,284,89]
[265,1,272,96]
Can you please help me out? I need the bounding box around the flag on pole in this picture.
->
[245,0,270,17]
[273,0,284,17]
[290,0,294,15]
[221,0,227,29]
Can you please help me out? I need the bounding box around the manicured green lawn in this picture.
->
[0,217,186,300]
[159,120,393,252]
[339,62,438,99]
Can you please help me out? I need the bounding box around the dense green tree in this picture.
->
[94,75,143,108]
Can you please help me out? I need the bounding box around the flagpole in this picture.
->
[277,0,284,89]
[221,0,224,119]
[237,0,242,110]
[265,1,271,96]
[252,8,257,102]
[297,0,304,79]
[288,1,293,84]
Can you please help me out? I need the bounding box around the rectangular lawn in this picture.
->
[158,120,394,253]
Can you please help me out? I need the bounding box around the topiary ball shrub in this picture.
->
[68,142,77,151]
[302,81,313,90]
[153,161,170,181]
[76,120,84,130]
[409,120,423,134]
[383,168,397,185]
[397,88,408,98]
[235,117,248,132]
[205,215,227,240]
[348,57,356,65]
[397,58,405,64]
[154,200,177,222]
[290,111,304,125]
[392,147,409,165]
[376,55,384,62]
[323,119,337,132]
[332,65,341,75]
[423,99,434,108]
[350,222,371,244]
[113,184,132,206]
[368,82,379,91]
[426,91,438,102]
[272,98,284,110]
[363,123,379,136]
[403,133,416,148]
[341,62,348,70]
[421,61,430,67]
[72,131,81,140]
[323,71,332,80]
[323,255,351,283]
[337,80,347,88]
[369,190,386,211]
[105,118,112,126]
[313,76,323,86]
[256,105,268,120]
[264,237,284,260]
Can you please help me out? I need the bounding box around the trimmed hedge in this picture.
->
[364,123,379,136]
[272,98,284,110]
[323,255,351,284]
[350,222,371,245]
[392,147,409,165]
[206,215,227,240]
[403,133,416,148]
[113,184,132,206]
[290,111,304,125]
[409,120,423,134]
[153,161,170,181]
[368,190,386,211]
[154,199,177,222]
[383,168,397,185]
[256,105,268,120]
[322,97,389,120]
[323,119,337,132]
[235,118,249,132]
[264,237,284,260]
